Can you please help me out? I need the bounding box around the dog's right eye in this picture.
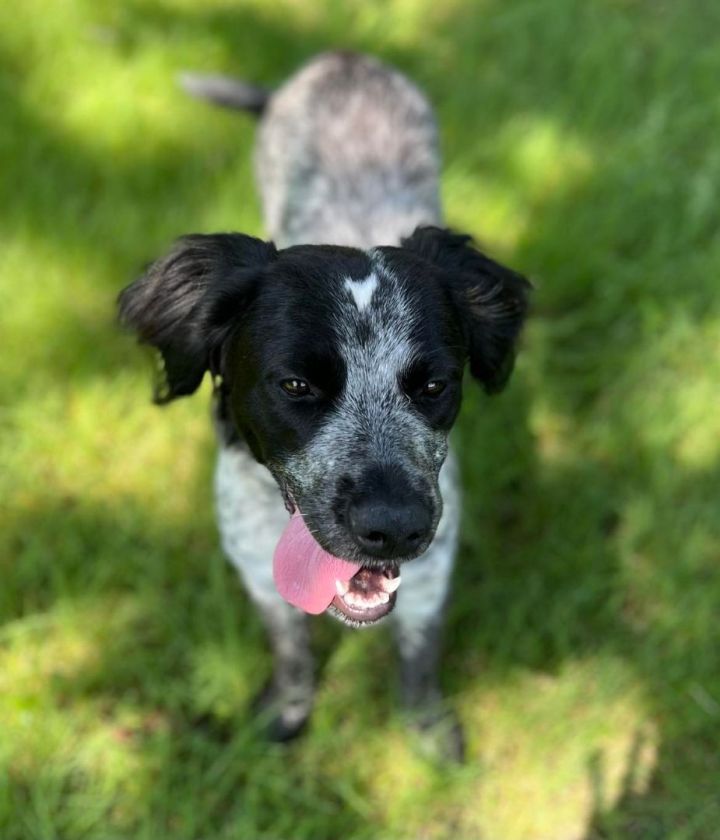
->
[280,378,311,397]
[421,380,447,397]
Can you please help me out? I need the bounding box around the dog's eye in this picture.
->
[281,378,311,397]
[421,380,446,397]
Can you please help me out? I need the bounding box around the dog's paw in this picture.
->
[251,679,313,743]
[406,706,465,763]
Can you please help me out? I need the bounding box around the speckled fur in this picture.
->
[256,52,442,249]
[215,52,461,744]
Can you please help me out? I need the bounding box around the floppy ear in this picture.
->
[402,226,531,393]
[118,233,277,403]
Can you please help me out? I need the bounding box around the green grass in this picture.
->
[2,0,719,837]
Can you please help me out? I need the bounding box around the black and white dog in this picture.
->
[119,52,529,756]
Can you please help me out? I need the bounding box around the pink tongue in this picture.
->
[273,511,362,614]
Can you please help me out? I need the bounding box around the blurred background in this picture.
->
[1,1,719,837]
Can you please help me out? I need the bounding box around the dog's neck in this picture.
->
[266,191,442,252]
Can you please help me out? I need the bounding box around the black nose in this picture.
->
[348,498,432,559]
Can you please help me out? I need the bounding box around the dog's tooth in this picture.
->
[377,591,390,605]
[381,575,401,593]
[336,579,349,597]
[347,591,375,610]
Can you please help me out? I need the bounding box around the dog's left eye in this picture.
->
[421,380,446,397]
[281,378,311,397]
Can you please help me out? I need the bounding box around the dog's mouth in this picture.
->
[328,564,401,627]
[272,510,401,626]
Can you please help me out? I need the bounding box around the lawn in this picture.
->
[1,0,719,837]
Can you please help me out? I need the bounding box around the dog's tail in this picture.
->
[178,72,271,116]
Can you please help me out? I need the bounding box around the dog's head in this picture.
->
[119,226,530,625]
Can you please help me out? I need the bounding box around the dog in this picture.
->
[119,51,530,758]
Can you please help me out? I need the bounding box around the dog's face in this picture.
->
[224,244,464,559]
[119,227,529,624]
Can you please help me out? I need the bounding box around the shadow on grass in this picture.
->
[3,0,719,836]
[1,492,376,838]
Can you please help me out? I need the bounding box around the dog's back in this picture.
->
[185,52,442,249]
[257,52,442,249]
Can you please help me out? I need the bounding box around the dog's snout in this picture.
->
[348,497,432,559]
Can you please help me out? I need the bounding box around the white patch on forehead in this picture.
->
[344,272,378,312]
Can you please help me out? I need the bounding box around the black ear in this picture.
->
[118,233,277,403]
[402,226,531,393]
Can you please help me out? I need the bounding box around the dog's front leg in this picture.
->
[393,556,463,761]
[392,453,464,760]
[396,613,444,713]
[394,567,464,762]
[253,598,315,741]
[215,445,315,740]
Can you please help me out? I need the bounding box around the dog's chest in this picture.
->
[214,444,289,601]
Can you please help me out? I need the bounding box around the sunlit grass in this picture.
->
[444,116,595,251]
[2,0,719,837]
